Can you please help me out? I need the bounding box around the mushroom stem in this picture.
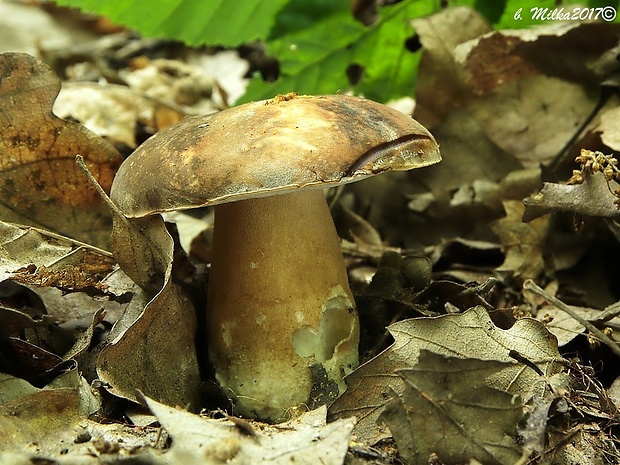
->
[207,188,360,421]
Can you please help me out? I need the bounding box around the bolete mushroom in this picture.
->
[110,93,440,421]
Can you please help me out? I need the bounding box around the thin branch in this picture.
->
[523,279,620,358]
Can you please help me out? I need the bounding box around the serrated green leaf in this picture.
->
[240,0,439,104]
[473,0,508,23]
[54,0,291,47]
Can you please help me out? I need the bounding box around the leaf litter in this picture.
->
[1,4,620,465]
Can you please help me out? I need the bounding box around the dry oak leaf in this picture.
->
[381,351,524,465]
[329,306,563,445]
[491,200,550,280]
[0,52,122,248]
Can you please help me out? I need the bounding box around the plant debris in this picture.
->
[1,3,620,464]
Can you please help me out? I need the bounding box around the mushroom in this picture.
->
[110,93,440,421]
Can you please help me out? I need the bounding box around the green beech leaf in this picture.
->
[54,0,291,47]
[241,0,438,104]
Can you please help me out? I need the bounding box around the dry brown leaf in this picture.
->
[0,306,55,338]
[97,276,201,408]
[144,397,354,465]
[459,22,619,94]
[0,219,124,347]
[329,306,563,444]
[415,12,619,174]
[456,22,620,167]
[467,75,594,168]
[412,6,491,126]
[0,220,112,283]
[0,52,122,248]
[598,106,620,152]
[54,81,185,149]
[381,351,524,465]
[419,109,522,191]
[92,187,201,407]
[491,200,549,280]
[0,209,201,407]
[0,369,162,463]
[537,305,601,347]
[478,22,620,87]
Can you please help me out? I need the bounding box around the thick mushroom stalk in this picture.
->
[208,189,359,420]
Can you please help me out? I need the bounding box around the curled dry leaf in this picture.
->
[143,397,355,465]
[93,207,202,408]
[0,52,122,248]
[96,275,201,407]
[329,306,564,444]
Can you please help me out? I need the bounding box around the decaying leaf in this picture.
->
[0,220,130,385]
[0,368,163,463]
[381,351,524,465]
[457,21,620,168]
[597,106,620,152]
[93,209,202,408]
[54,81,185,149]
[413,10,620,170]
[416,108,521,193]
[329,306,564,444]
[144,397,355,465]
[0,52,122,248]
[536,298,620,349]
[491,200,550,280]
[97,276,201,407]
[410,9,620,255]
[0,220,113,284]
[412,6,491,126]
[0,212,201,409]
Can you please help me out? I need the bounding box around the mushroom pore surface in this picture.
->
[207,188,359,421]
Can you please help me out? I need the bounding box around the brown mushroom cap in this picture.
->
[110,94,440,217]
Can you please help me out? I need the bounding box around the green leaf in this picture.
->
[54,0,291,47]
[240,0,439,104]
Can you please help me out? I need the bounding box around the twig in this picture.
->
[592,299,620,323]
[75,154,125,218]
[523,279,620,358]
